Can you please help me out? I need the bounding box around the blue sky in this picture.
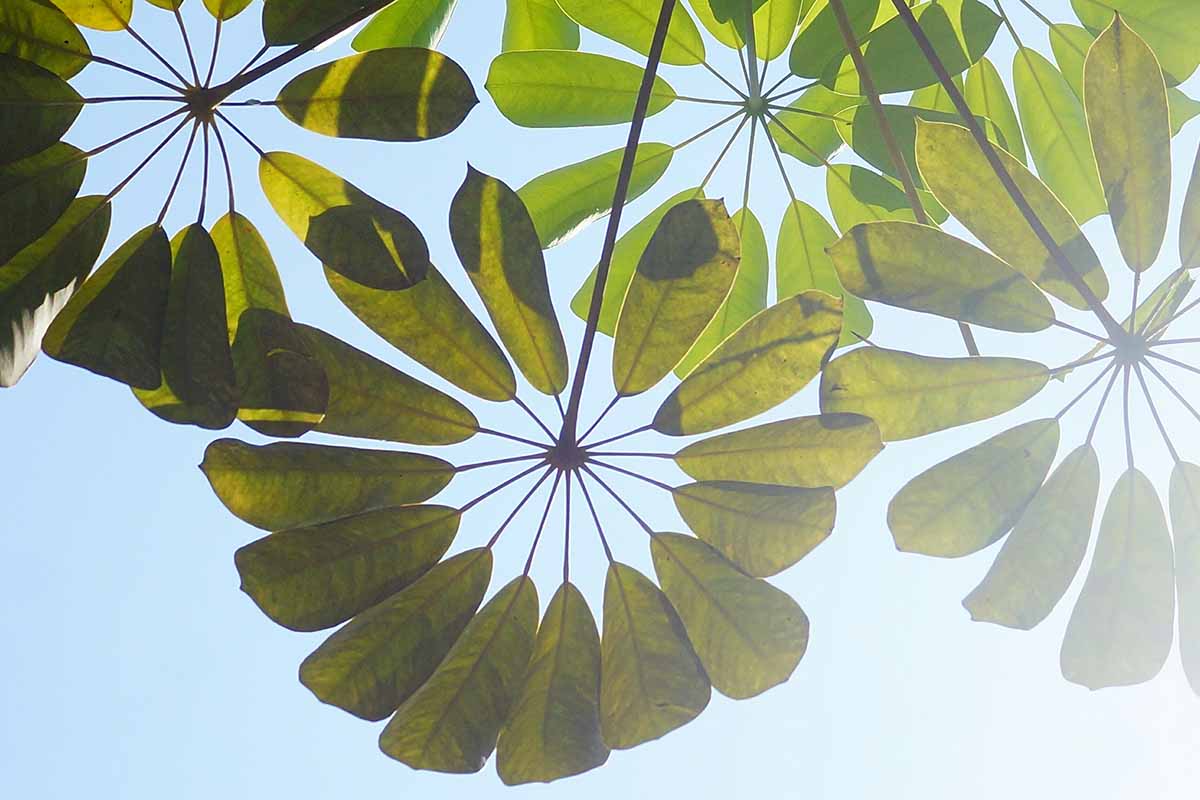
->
[2,1,1199,797]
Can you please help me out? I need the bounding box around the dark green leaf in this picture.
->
[262,0,378,45]
[767,85,858,168]
[789,0,879,79]
[0,53,83,165]
[502,0,579,51]
[352,0,457,51]
[0,142,85,266]
[0,0,91,78]
[228,309,328,437]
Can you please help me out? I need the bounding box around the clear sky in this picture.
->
[2,1,1199,797]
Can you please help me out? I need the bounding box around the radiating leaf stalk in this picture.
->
[522,471,563,575]
[582,465,655,536]
[156,120,201,225]
[481,467,557,549]
[1085,362,1123,445]
[577,470,616,563]
[1135,365,1181,463]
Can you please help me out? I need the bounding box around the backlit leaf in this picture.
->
[0,54,83,165]
[825,164,948,233]
[1072,0,1200,85]
[600,562,710,749]
[767,86,858,168]
[965,57,1026,164]
[0,0,91,78]
[1061,469,1175,689]
[1171,462,1200,695]
[789,0,879,79]
[888,419,1060,558]
[228,309,328,437]
[820,348,1050,441]
[380,576,538,773]
[910,72,962,114]
[672,482,835,577]
[200,439,455,531]
[675,413,883,489]
[262,0,379,46]
[652,533,807,699]
[352,0,457,50]
[557,0,705,66]
[0,142,85,266]
[51,0,130,30]
[212,212,289,342]
[502,0,579,51]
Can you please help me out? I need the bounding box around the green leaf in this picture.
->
[823,0,1001,95]
[1013,48,1106,223]
[888,419,1060,558]
[200,439,455,531]
[673,482,835,577]
[0,142,85,266]
[1168,88,1200,135]
[767,85,858,168]
[502,0,579,51]
[652,533,807,699]
[486,50,676,128]
[910,72,962,114]
[42,223,171,389]
[276,49,477,142]
[789,0,879,79]
[262,0,378,45]
[599,562,710,749]
[825,164,947,232]
[211,212,289,342]
[613,199,740,396]
[228,309,328,437]
[496,583,609,785]
[203,0,253,19]
[706,0,769,24]
[571,188,697,336]
[449,166,568,395]
[915,120,1109,309]
[260,151,432,291]
[1085,15,1172,272]
[1072,0,1200,85]
[965,57,1026,164]
[299,548,491,720]
[964,444,1100,630]
[352,0,456,50]
[0,54,82,165]
[0,0,91,78]
[298,322,478,444]
[380,576,539,773]
[1049,22,1094,100]
[557,0,705,66]
[655,291,841,436]
[1061,468,1175,689]
[327,264,517,402]
[675,413,883,489]
[518,143,674,249]
[0,195,108,387]
[51,0,130,30]
[820,348,1050,441]
[776,199,871,346]
[1184,142,1200,267]
[237,504,460,632]
[694,0,804,60]
[829,221,1055,332]
[1170,462,1200,696]
[674,207,768,378]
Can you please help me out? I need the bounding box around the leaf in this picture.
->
[599,562,710,749]
[965,57,1026,164]
[276,49,477,142]
[964,445,1100,630]
[0,53,83,165]
[789,0,880,79]
[228,309,328,437]
[200,439,455,531]
[496,583,609,785]
[825,164,947,233]
[1012,48,1106,223]
[352,0,457,50]
[888,419,1060,558]
[0,0,91,78]
[706,0,769,24]
[674,207,768,377]
[50,0,130,30]
[1171,462,1200,696]
[1169,88,1200,135]
[557,0,705,66]
[0,142,85,266]
[260,152,432,291]
[776,199,871,346]
[0,195,108,387]
[449,166,568,395]
[299,548,491,720]
[380,576,539,773]
[571,187,697,336]
[612,199,740,396]
[486,50,676,128]
[828,221,1055,332]
[237,504,460,632]
[42,223,171,389]
[262,0,379,46]
[820,348,1050,441]
[1061,469,1175,690]
[1049,22,1094,100]
[502,0,579,51]
[910,72,962,114]
[1084,15,1172,272]
[915,120,1109,309]
[327,264,517,402]
[518,143,674,249]
[675,413,883,489]
[767,85,858,168]
[652,533,807,699]
[823,0,1001,95]
[203,0,253,19]
[298,322,478,444]
[655,291,841,436]
[673,481,835,577]
[1072,0,1200,85]
[1184,142,1200,267]
[211,212,289,342]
